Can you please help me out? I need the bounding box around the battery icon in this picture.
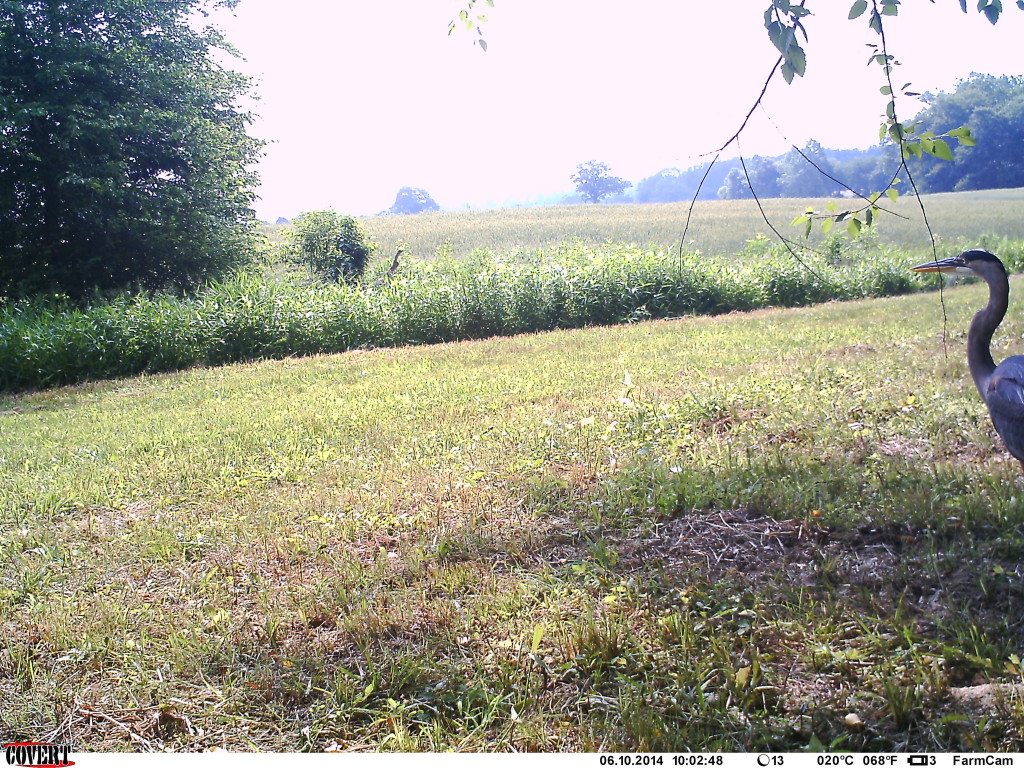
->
[908,757,930,766]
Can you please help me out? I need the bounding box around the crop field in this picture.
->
[2,272,1024,750]
[358,189,1024,262]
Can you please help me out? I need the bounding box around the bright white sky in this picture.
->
[208,0,1024,221]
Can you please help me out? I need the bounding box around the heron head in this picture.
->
[911,249,1003,276]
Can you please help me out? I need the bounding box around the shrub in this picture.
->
[288,210,375,283]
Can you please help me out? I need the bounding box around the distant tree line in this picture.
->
[634,74,1024,204]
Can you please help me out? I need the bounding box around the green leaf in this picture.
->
[766,21,787,53]
[980,1,1001,23]
[531,623,545,654]
[788,43,807,77]
[735,666,751,689]
[847,218,862,237]
[949,125,977,146]
[929,138,954,161]
[821,218,834,235]
[849,0,868,18]
[886,187,900,202]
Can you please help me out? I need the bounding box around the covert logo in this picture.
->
[3,743,74,768]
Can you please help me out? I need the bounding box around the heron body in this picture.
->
[912,249,1024,466]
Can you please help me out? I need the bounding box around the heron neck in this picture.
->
[968,272,1009,396]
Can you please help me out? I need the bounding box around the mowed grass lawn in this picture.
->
[1,280,1023,751]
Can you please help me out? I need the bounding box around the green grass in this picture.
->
[357,189,1024,261]
[1,241,952,392]
[2,279,1023,751]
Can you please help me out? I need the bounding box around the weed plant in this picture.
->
[2,238,997,392]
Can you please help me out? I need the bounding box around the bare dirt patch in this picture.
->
[588,507,1024,640]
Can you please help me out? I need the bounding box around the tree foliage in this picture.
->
[388,187,440,215]
[0,0,263,297]
[288,210,375,284]
[448,0,494,51]
[910,74,1024,193]
[720,156,783,200]
[571,160,631,204]
[635,163,740,204]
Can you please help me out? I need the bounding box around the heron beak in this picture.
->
[911,257,967,273]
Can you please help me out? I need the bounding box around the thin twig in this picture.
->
[871,0,948,351]
[678,152,721,265]
[715,55,785,155]
[77,706,156,749]
[738,151,829,283]
[785,139,907,221]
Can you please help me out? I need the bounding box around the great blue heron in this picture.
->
[372,249,405,288]
[912,249,1024,467]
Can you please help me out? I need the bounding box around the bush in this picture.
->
[288,210,375,283]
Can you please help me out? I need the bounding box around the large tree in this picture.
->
[719,156,782,200]
[388,186,440,215]
[571,160,630,204]
[0,0,263,297]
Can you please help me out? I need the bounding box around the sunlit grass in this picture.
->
[2,280,1023,750]
[1,241,947,392]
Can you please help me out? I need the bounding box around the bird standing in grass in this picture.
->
[913,249,1024,468]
